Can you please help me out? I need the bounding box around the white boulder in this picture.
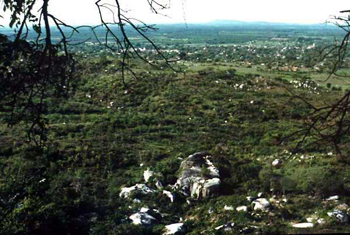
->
[119,184,156,198]
[271,159,282,168]
[215,222,235,231]
[326,195,339,201]
[317,218,326,225]
[163,190,175,203]
[144,168,154,183]
[164,223,184,234]
[129,212,157,225]
[252,198,271,212]
[236,206,248,212]
[292,223,314,228]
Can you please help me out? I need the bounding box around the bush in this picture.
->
[281,164,342,196]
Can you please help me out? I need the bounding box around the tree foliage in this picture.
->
[0,0,174,144]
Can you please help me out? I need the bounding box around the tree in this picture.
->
[290,10,350,161]
[0,0,175,144]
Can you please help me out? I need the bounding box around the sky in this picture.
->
[1,0,350,26]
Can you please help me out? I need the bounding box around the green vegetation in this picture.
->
[1,23,350,234]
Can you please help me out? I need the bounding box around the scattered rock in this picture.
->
[129,212,158,226]
[120,184,156,198]
[236,206,248,212]
[326,195,339,201]
[317,218,326,225]
[155,179,164,189]
[292,222,314,228]
[252,198,271,212]
[246,196,255,202]
[175,152,221,199]
[215,222,235,231]
[133,198,141,203]
[163,190,175,203]
[327,209,348,223]
[140,207,150,213]
[271,159,282,168]
[224,205,234,211]
[144,168,154,183]
[240,226,258,234]
[164,223,184,234]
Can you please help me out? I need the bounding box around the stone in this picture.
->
[252,198,271,212]
[163,190,175,203]
[246,196,255,202]
[327,209,348,223]
[119,184,156,198]
[215,222,235,231]
[164,223,184,234]
[155,179,164,189]
[140,207,150,213]
[236,206,248,212]
[133,198,141,203]
[144,168,154,183]
[292,223,314,228]
[271,159,282,168]
[175,152,221,199]
[129,212,157,225]
[326,195,339,201]
[317,218,326,225]
[224,205,234,211]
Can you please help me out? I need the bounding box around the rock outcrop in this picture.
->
[175,152,221,199]
[119,184,156,198]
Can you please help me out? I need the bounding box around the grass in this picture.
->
[1,57,350,234]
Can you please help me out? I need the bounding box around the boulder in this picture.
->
[129,212,157,226]
[327,209,348,223]
[119,184,156,198]
[317,218,326,225]
[155,179,164,189]
[252,198,271,212]
[271,159,282,168]
[175,152,221,199]
[144,168,154,183]
[326,195,339,201]
[292,222,314,228]
[164,223,184,234]
[163,190,175,203]
[236,206,248,212]
[224,205,234,211]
